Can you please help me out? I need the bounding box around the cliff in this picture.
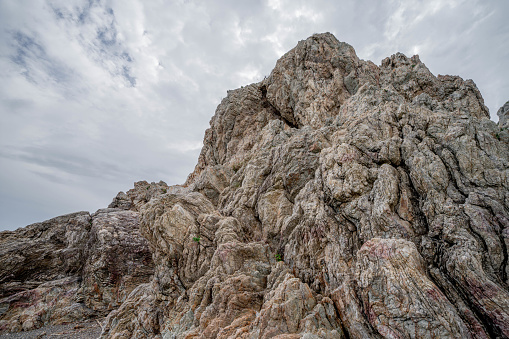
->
[1,33,509,338]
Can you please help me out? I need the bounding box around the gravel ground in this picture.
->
[0,319,103,339]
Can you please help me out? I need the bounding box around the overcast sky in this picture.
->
[1,0,508,231]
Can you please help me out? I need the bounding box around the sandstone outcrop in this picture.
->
[2,33,509,338]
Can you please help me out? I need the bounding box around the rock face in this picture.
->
[100,33,509,338]
[2,33,509,338]
[0,208,154,333]
[499,100,509,129]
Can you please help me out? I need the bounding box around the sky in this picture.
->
[0,0,508,231]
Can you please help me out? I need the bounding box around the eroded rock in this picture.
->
[2,33,509,338]
[102,33,509,338]
[0,209,154,333]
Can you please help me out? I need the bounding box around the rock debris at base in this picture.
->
[1,33,509,338]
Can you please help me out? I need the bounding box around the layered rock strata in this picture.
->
[2,33,509,338]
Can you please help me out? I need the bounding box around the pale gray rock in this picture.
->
[109,180,172,211]
[0,209,154,333]
[101,33,509,338]
[2,33,509,338]
[0,212,92,299]
[498,100,509,129]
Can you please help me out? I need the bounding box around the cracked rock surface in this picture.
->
[102,33,509,338]
[2,33,509,338]
[0,208,154,333]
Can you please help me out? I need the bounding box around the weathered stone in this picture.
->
[356,238,472,338]
[81,209,154,314]
[109,180,171,212]
[0,277,94,333]
[0,212,91,299]
[2,32,509,338]
[101,33,509,338]
[0,209,154,333]
[498,100,509,129]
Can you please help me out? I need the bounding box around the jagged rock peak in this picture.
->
[1,33,509,338]
[186,32,490,188]
[499,100,509,129]
[118,33,507,338]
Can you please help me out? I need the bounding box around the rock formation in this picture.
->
[0,202,155,332]
[498,100,509,130]
[1,33,509,338]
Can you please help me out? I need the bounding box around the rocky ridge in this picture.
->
[1,33,509,338]
[0,182,163,333]
[499,100,509,130]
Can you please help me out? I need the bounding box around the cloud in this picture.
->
[0,0,507,230]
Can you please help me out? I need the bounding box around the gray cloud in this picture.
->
[0,0,507,230]
[9,30,74,85]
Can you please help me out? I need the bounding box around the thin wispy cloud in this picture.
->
[0,0,507,230]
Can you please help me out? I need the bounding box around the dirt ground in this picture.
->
[0,319,103,339]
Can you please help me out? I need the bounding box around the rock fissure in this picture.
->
[441,267,496,338]
[501,233,509,283]
[260,84,299,129]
